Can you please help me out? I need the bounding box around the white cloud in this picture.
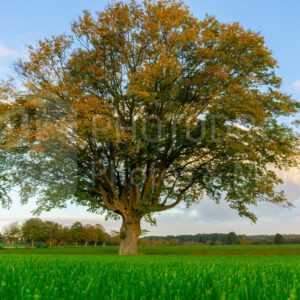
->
[0,44,18,58]
[292,80,300,91]
[278,167,300,185]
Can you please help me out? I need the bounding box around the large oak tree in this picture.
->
[1,0,299,254]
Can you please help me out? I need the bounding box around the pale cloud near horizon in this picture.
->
[277,167,300,185]
[292,80,300,91]
[0,44,25,80]
[0,43,19,58]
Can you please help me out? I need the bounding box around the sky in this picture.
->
[1,0,300,235]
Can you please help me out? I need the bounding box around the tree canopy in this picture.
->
[0,0,299,254]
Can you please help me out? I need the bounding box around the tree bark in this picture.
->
[118,216,141,255]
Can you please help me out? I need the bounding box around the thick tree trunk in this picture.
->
[118,216,141,255]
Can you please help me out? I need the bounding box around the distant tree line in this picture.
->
[1,219,298,248]
[0,219,120,247]
[140,233,300,246]
[140,232,248,246]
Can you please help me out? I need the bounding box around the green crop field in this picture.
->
[2,244,300,255]
[0,246,300,299]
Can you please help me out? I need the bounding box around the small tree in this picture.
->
[239,235,251,245]
[57,226,71,246]
[94,224,107,246]
[22,218,45,247]
[109,231,121,246]
[274,233,285,245]
[227,232,239,245]
[1,0,299,254]
[3,222,21,247]
[83,224,96,247]
[44,221,60,247]
[70,222,85,246]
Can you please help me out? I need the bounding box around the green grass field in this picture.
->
[0,246,300,299]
